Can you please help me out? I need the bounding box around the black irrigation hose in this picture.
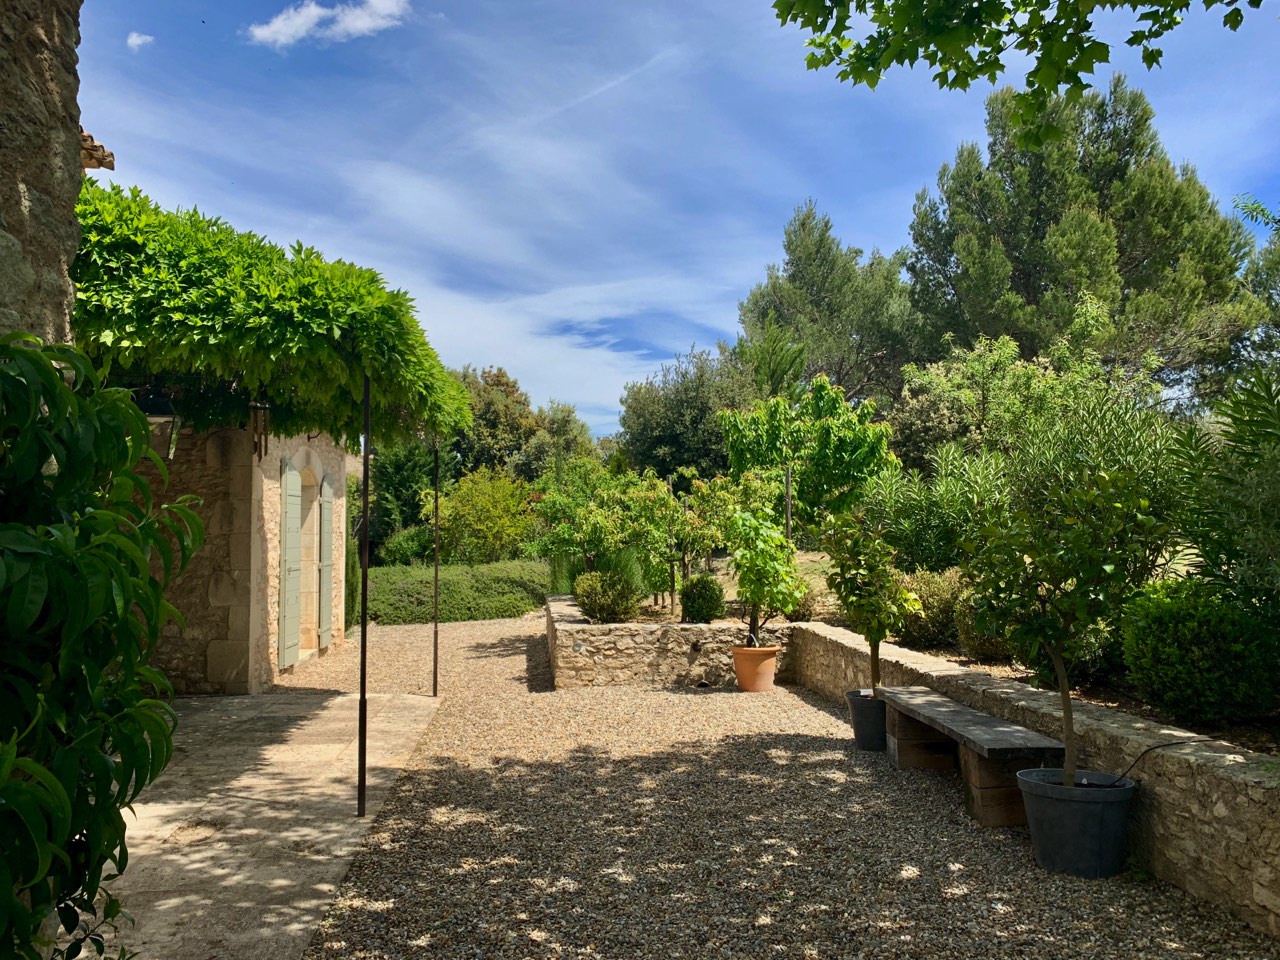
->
[1089,737,1218,787]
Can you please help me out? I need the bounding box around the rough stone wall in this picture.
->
[256,435,348,690]
[1,1,81,343]
[787,623,1280,939]
[147,428,248,694]
[544,597,790,688]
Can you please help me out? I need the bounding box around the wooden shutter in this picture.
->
[279,460,302,668]
[318,476,334,649]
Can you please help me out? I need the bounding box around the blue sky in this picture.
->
[78,1,1280,435]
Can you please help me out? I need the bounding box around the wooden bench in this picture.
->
[878,686,1065,828]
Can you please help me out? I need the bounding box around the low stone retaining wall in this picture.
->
[788,623,1280,939]
[544,597,788,688]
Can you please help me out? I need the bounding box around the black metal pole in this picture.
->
[357,374,370,817]
[432,439,441,698]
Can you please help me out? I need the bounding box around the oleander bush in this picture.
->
[680,573,726,623]
[367,560,549,624]
[1122,578,1279,726]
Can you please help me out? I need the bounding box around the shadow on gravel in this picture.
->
[467,632,554,693]
[303,722,1267,960]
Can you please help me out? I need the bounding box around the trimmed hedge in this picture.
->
[368,560,549,625]
[680,573,726,623]
[1122,578,1278,726]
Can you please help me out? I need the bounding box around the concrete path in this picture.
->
[106,691,437,960]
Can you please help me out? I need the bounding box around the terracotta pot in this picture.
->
[731,645,781,692]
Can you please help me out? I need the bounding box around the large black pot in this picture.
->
[1017,768,1136,878]
[845,689,886,752]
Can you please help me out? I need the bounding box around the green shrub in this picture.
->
[783,579,820,622]
[549,552,586,595]
[680,573,726,623]
[955,590,1012,662]
[377,524,433,566]
[345,538,360,630]
[574,570,642,623]
[435,465,533,564]
[897,567,964,649]
[1122,578,1278,726]
[367,560,549,625]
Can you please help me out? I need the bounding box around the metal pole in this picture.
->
[433,439,440,698]
[357,374,370,817]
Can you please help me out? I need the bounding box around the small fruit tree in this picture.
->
[964,390,1180,784]
[718,374,892,536]
[726,510,806,643]
[823,511,920,693]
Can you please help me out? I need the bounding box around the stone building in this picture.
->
[151,428,349,694]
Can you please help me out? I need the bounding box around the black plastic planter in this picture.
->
[845,690,887,752]
[1017,768,1136,878]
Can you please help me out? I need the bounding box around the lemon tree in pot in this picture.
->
[726,510,805,691]
[823,511,920,750]
[964,391,1180,878]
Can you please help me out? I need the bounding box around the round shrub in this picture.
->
[377,524,432,566]
[680,573,726,623]
[1122,578,1278,726]
[955,590,1013,662]
[783,579,820,623]
[575,570,642,623]
[897,567,964,649]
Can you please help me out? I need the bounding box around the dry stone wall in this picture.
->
[544,597,789,688]
[787,623,1280,939]
[1,1,81,343]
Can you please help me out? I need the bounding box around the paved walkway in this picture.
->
[107,690,437,960]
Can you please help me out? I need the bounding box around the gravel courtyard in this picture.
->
[278,617,1278,960]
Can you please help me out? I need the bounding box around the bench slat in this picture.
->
[878,687,1064,760]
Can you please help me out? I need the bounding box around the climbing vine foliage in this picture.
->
[73,182,470,447]
[0,335,203,958]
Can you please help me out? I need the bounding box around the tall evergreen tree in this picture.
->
[909,77,1267,399]
[739,201,925,402]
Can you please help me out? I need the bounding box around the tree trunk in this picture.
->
[1,0,83,344]
[869,639,881,693]
[748,604,760,644]
[1049,645,1077,785]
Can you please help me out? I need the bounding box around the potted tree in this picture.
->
[726,510,805,691]
[823,511,921,750]
[964,391,1179,878]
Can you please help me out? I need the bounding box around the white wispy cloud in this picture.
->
[126,31,154,52]
[247,0,411,50]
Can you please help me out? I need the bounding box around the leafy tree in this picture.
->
[719,373,894,530]
[1,336,202,958]
[886,333,1151,472]
[509,400,595,483]
[531,459,681,596]
[367,439,443,555]
[726,510,806,641]
[773,0,1268,145]
[435,466,534,565]
[1238,231,1280,368]
[823,511,922,692]
[964,389,1182,783]
[73,182,469,446]
[905,81,1266,396]
[736,312,806,399]
[740,202,925,401]
[618,346,757,482]
[451,366,538,475]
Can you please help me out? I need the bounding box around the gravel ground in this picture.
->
[280,616,1279,960]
